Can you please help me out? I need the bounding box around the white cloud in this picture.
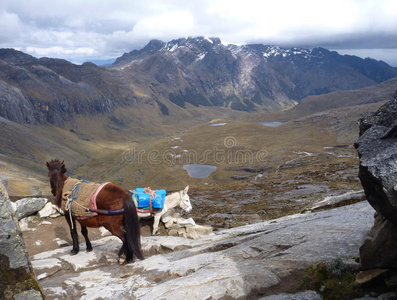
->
[132,10,195,39]
[0,10,24,43]
[0,0,396,64]
[26,46,96,57]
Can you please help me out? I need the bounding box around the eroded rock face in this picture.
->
[360,213,397,270]
[355,91,397,270]
[0,182,44,299]
[355,91,397,223]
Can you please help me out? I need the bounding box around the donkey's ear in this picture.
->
[184,185,189,194]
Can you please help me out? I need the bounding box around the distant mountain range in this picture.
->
[1,37,396,126]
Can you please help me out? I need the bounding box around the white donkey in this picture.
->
[137,186,192,235]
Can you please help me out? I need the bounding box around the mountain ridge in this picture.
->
[1,38,396,127]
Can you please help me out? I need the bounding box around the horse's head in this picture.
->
[46,159,67,207]
[179,185,192,212]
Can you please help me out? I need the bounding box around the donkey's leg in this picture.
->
[65,216,79,254]
[81,226,92,252]
[152,213,162,236]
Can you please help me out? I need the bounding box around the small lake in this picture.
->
[208,123,227,126]
[183,164,217,178]
[258,121,283,127]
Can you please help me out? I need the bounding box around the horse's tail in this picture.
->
[123,193,144,260]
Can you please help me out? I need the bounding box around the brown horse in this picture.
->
[46,159,143,264]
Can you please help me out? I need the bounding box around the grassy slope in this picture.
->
[1,78,396,198]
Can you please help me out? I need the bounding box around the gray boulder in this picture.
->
[0,182,44,299]
[355,91,397,272]
[354,91,397,223]
[14,197,48,220]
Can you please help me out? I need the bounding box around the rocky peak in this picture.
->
[0,48,38,65]
[142,39,166,54]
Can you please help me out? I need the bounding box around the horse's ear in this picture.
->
[61,162,67,174]
[46,162,50,170]
[184,185,189,194]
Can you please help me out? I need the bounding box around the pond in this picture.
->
[208,123,227,126]
[259,121,283,127]
[183,164,217,178]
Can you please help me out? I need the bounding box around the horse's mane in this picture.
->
[46,159,67,208]
[46,159,67,174]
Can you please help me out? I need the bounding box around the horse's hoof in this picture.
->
[125,258,134,264]
[71,249,79,255]
[118,255,126,265]
[86,248,93,252]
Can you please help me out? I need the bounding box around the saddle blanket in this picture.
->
[131,188,166,210]
[62,177,108,218]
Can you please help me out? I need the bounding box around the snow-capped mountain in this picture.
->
[0,37,396,126]
[112,36,397,111]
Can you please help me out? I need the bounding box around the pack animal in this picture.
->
[46,159,144,264]
[137,186,192,235]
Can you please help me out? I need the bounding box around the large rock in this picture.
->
[13,197,48,220]
[0,182,44,299]
[354,91,397,223]
[355,90,397,271]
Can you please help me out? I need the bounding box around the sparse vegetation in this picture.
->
[300,259,364,299]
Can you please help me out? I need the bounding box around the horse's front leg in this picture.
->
[65,216,79,254]
[81,225,92,252]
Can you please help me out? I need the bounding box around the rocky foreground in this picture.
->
[31,200,374,299]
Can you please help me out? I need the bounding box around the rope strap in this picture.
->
[66,183,83,229]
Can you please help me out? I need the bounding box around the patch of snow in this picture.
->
[197,53,206,60]
[221,40,230,47]
[168,43,178,52]
[204,36,213,44]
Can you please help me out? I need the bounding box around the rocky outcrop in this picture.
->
[0,182,44,299]
[354,91,397,283]
[12,197,48,220]
[32,201,374,299]
[355,91,397,223]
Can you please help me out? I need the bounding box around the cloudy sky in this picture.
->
[1,0,397,66]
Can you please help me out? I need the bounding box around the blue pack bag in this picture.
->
[133,188,166,209]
